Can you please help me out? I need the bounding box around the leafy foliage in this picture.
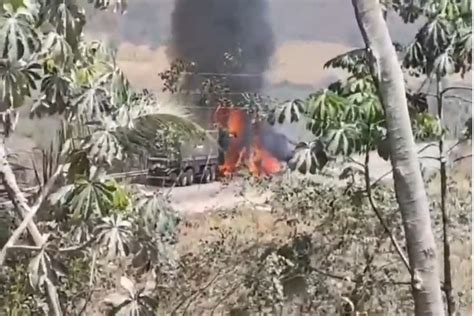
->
[392,0,472,77]
[0,0,196,314]
[269,24,455,174]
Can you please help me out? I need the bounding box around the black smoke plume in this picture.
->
[168,0,275,94]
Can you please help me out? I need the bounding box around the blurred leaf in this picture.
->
[95,213,133,260]
[0,3,39,60]
[53,177,116,219]
[268,99,305,125]
[324,48,369,76]
[0,58,41,107]
[88,0,128,14]
[287,140,329,175]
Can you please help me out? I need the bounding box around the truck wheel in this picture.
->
[209,166,217,181]
[201,168,211,183]
[185,169,194,185]
[179,172,188,186]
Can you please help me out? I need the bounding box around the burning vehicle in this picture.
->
[146,130,220,186]
[146,102,296,186]
[212,104,294,178]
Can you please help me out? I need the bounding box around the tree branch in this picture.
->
[0,141,44,244]
[59,237,95,253]
[440,86,472,97]
[363,149,411,273]
[0,138,64,316]
[452,154,472,164]
[0,164,63,266]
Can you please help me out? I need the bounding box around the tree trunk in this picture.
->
[351,1,444,315]
[0,138,63,316]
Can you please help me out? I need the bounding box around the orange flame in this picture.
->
[213,106,281,178]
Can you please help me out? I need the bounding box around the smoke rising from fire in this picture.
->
[168,0,275,93]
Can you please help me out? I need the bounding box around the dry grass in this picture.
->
[177,208,293,254]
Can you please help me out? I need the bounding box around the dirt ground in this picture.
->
[149,140,470,214]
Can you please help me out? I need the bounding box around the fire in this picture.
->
[213,105,281,178]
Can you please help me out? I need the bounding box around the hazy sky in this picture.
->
[86,0,419,48]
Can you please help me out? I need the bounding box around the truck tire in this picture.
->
[209,165,217,182]
[201,168,211,183]
[185,168,194,185]
[178,172,188,186]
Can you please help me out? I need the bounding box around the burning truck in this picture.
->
[146,103,295,186]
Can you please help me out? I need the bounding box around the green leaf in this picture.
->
[72,83,110,121]
[268,99,304,125]
[305,89,347,123]
[0,3,39,60]
[55,177,116,219]
[324,48,369,76]
[432,50,455,76]
[95,213,133,260]
[326,123,360,155]
[0,58,41,107]
[287,140,329,174]
[133,190,179,237]
[403,40,426,70]
[40,32,73,69]
[38,0,86,51]
[31,70,73,116]
[454,28,472,76]
[83,127,123,165]
[413,112,443,141]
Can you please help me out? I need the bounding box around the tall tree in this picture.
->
[350,0,444,315]
[392,1,472,313]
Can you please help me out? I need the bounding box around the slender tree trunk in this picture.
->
[351,1,444,315]
[436,77,454,315]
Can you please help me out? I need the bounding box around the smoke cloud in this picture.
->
[168,0,275,93]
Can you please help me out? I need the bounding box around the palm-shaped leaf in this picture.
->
[73,83,110,120]
[359,94,383,122]
[390,1,424,23]
[96,61,130,107]
[402,40,426,70]
[454,28,472,76]
[432,49,455,76]
[37,0,86,50]
[419,16,453,60]
[133,190,179,237]
[326,123,360,155]
[51,177,116,219]
[95,214,133,260]
[324,48,369,76]
[268,99,305,125]
[287,140,329,175]
[40,31,73,69]
[306,89,347,122]
[105,275,157,316]
[0,58,41,107]
[0,3,39,60]
[413,112,443,141]
[31,70,73,116]
[83,127,123,165]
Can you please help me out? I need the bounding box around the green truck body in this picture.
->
[146,130,221,186]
